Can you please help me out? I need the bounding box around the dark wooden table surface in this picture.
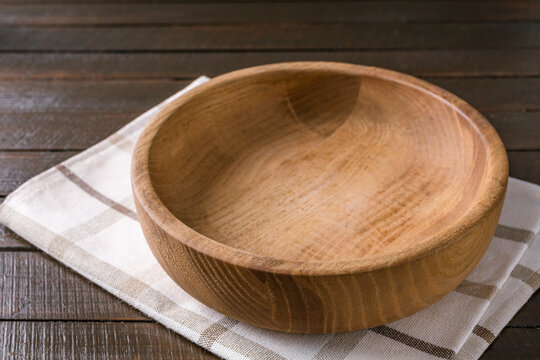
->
[0,1,539,359]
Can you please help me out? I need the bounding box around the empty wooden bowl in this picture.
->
[131,62,508,333]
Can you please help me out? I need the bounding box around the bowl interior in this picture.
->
[147,68,490,262]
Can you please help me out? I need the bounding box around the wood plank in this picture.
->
[0,151,78,195]
[481,328,540,359]
[0,113,140,150]
[1,23,539,51]
[0,2,538,25]
[509,290,540,327]
[0,81,187,114]
[0,321,536,360]
[0,321,217,360]
[0,251,147,320]
[431,78,540,112]
[508,151,540,185]
[0,150,537,197]
[488,112,540,151]
[2,50,540,80]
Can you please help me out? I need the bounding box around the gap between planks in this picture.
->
[1,23,540,51]
[0,1,538,27]
[1,50,540,80]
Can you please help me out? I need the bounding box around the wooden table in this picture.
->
[0,1,538,359]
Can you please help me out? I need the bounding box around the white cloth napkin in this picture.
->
[0,77,538,360]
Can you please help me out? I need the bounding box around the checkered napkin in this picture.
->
[1,77,538,360]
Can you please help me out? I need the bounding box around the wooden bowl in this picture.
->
[132,62,508,333]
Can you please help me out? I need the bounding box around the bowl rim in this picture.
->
[131,61,509,276]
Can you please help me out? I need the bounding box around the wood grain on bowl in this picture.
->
[131,62,509,333]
